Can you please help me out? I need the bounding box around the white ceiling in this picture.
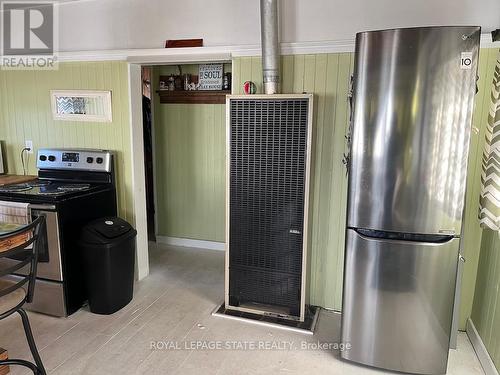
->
[55,0,500,51]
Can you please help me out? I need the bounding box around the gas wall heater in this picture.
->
[225,94,313,321]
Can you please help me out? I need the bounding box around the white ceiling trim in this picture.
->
[57,40,356,63]
[231,39,358,56]
[27,33,500,63]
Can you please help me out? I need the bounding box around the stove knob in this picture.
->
[87,157,94,163]
[96,157,103,164]
[48,155,56,162]
[39,155,47,161]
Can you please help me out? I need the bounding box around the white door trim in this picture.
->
[128,63,150,280]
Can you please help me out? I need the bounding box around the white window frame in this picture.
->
[50,90,113,122]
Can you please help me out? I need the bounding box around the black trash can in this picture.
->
[80,217,137,314]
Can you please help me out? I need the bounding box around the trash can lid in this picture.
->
[81,217,135,244]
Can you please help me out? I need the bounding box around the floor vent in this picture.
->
[213,303,319,334]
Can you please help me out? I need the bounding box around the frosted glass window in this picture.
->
[51,90,112,122]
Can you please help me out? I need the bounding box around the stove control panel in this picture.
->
[37,149,113,172]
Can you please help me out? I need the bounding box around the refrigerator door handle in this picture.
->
[343,74,354,176]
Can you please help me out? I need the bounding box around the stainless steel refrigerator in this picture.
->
[341,26,480,375]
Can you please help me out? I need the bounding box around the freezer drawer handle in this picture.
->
[354,228,454,244]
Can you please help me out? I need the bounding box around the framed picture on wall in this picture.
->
[50,90,112,122]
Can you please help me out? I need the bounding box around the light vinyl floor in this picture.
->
[0,243,485,375]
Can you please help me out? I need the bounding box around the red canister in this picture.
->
[243,81,256,95]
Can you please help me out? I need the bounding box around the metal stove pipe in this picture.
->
[260,0,280,94]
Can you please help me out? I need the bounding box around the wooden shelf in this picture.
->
[156,90,230,104]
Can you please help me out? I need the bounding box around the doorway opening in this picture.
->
[141,66,155,242]
[140,62,231,261]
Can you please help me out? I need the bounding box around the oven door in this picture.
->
[29,206,63,281]
[3,205,63,281]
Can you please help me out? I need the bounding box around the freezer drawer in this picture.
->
[341,228,459,375]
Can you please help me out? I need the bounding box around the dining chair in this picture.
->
[0,216,47,375]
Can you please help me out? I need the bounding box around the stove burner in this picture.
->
[57,184,91,192]
[27,180,51,187]
[0,183,33,192]
[37,189,64,196]
[36,183,91,196]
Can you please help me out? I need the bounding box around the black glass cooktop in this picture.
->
[0,179,108,201]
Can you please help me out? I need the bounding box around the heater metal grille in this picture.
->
[228,96,310,318]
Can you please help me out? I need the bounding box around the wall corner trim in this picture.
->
[466,318,500,375]
[156,236,225,251]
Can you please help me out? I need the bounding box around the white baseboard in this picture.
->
[156,236,225,251]
[466,318,499,375]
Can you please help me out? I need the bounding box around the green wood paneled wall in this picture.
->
[469,48,500,372]
[152,65,228,241]
[153,103,226,241]
[471,230,500,371]
[0,62,134,222]
[233,54,354,310]
[460,48,500,329]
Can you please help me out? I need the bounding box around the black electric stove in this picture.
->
[0,148,118,316]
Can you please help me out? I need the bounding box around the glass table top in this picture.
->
[0,221,29,236]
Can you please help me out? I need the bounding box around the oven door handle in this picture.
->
[29,204,56,211]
